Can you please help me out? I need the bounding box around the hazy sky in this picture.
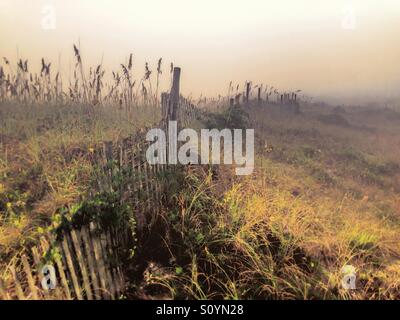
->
[1,0,399,102]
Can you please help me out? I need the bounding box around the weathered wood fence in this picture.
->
[0,67,201,300]
[0,223,126,300]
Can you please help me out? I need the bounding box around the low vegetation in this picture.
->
[132,104,400,299]
[1,49,400,299]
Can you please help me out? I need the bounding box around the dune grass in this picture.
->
[1,47,399,299]
[0,101,160,269]
[0,46,164,269]
[133,104,400,300]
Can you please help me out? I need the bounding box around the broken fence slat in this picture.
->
[21,255,38,300]
[89,222,110,300]
[61,235,83,300]
[70,229,93,300]
[81,226,102,300]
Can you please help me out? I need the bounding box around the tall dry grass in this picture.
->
[0,45,170,268]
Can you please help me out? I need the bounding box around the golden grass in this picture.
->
[0,100,161,267]
[1,47,400,299]
[137,104,400,300]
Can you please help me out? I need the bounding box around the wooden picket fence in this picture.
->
[0,133,168,300]
[0,223,126,300]
[0,67,201,300]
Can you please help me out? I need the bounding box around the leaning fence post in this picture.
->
[235,95,240,106]
[168,67,181,122]
[103,141,113,164]
[161,92,169,123]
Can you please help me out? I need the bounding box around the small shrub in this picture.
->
[204,105,249,130]
[317,113,350,127]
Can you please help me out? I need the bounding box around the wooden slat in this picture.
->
[119,145,123,169]
[142,161,151,214]
[154,160,159,208]
[31,245,47,300]
[9,264,25,300]
[153,164,162,215]
[97,225,116,300]
[61,235,83,300]
[40,235,73,301]
[102,141,113,191]
[148,162,155,198]
[105,229,120,297]
[106,229,123,297]
[53,248,72,300]
[42,237,66,300]
[150,163,160,216]
[112,227,125,293]
[80,226,101,300]
[130,151,138,202]
[21,255,38,300]
[89,222,110,299]
[144,161,152,208]
[135,148,144,203]
[70,229,93,300]
[135,156,147,232]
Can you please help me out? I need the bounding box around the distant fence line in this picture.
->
[0,67,202,300]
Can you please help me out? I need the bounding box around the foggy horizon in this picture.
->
[1,0,399,105]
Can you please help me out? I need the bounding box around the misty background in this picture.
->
[1,0,399,106]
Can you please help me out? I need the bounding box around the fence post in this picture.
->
[161,92,169,123]
[245,82,251,104]
[235,95,240,106]
[168,67,181,122]
[103,141,113,164]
